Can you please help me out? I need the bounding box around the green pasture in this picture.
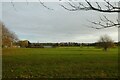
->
[2,47,118,78]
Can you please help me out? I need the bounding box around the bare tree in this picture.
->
[97,34,114,51]
[1,22,19,48]
[60,0,120,29]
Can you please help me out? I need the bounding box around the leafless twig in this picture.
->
[61,0,120,12]
[11,0,17,11]
[38,0,54,10]
[88,16,120,29]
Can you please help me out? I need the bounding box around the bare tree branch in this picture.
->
[95,2,101,10]
[11,0,17,11]
[10,0,53,11]
[88,15,120,29]
[61,0,120,12]
[38,0,54,10]
[60,1,91,11]
[60,0,120,29]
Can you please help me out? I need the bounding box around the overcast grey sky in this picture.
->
[2,2,118,43]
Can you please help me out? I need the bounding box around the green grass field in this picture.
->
[2,47,118,78]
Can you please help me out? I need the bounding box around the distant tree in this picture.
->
[97,34,114,51]
[1,22,18,48]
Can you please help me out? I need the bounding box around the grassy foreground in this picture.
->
[2,47,118,78]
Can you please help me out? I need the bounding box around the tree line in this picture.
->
[1,22,18,48]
